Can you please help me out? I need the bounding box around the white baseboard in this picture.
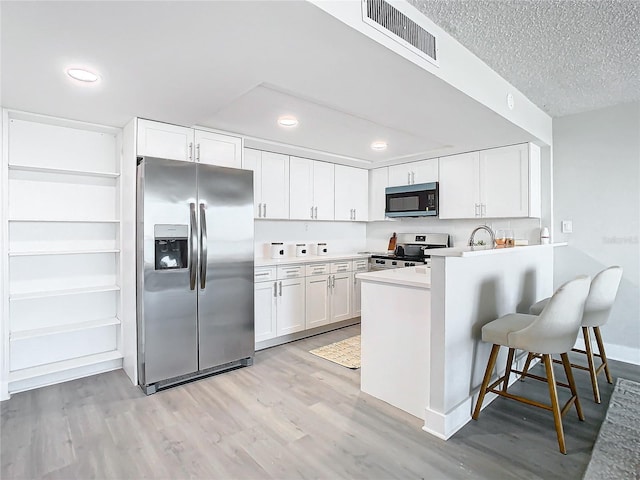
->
[574,337,640,366]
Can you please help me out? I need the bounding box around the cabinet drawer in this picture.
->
[331,261,352,273]
[277,265,304,279]
[254,267,276,282]
[306,263,330,276]
[352,259,368,272]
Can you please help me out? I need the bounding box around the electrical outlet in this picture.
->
[561,220,573,234]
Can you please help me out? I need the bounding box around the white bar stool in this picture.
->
[472,275,591,454]
[524,266,623,403]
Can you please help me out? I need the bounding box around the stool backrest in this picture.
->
[583,266,623,327]
[510,275,591,354]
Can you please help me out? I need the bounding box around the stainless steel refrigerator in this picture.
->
[136,156,254,394]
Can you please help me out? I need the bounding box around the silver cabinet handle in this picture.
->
[196,143,201,162]
[257,203,261,218]
[264,203,267,218]
[314,206,318,219]
[199,203,207,289]
[310,206,314,219]
[407,172,411,184]
[354,274,357,285]
[481,204,486,217]
[474,204,480,217]
[188,142,193,161]
[412,171,415,184]
[189,203,197,290]
[273,282,277,298]
[353,208,356,220]
[278,281,282,296]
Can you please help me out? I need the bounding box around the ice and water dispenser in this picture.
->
[154,224,189,270]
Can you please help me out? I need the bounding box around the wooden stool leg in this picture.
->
[473,344,501,420]
[520,352,535,381]
[583,326,601,403]
[561,352,584,421]
[593,326,613,384]
[543,353,566,454]
[503,348,515,392]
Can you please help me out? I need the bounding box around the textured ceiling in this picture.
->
[409,0,640,118]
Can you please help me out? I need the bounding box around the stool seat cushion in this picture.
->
[529,298,549,316]
[482,313,537,346]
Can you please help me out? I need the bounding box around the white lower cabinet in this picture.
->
[255,259,364,347]
[305,275,331,329]
[254,266,306,342]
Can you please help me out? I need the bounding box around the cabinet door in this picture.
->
[306,275,331,328]
[352,274,362,317]
[260,152,289,219]
[255,281,277,343]
[312,161,335,220]
[438,152,480,219]
[368,167,388,221]
[243,148,262,218]
[137,119,194,162]
[333,164,367,221]
[480,144,529,218]
[331,273,352,323]
[276,278,306,336]
[195,130,242,168]
[289,156,314,220]
[412,159,439,184]
[388,164,412,187]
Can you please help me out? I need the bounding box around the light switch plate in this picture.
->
[561,220,573,233]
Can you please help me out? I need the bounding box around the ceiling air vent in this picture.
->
[362,0,438,66]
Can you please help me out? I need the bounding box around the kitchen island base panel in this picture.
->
[360,281,430,420]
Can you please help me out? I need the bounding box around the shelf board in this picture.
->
[11,317,121,341]
[9,218,120,223]
[8,350,124,383]
[8,163,120,178]
[9,249,120,257]
[9,285,120,301]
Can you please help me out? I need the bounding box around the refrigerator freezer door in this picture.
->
[197,165,254,369]
[138,158,198,385]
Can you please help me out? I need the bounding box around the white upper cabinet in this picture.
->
[137,119,242,168]
[243,149,289,219]
[438,151,480,219]
[368,167,389,222]
[289,156,335,221]
[194,130,242,168]
[137,119,193,161]
[335,165,368,221]
[439,143,541,219]
[388,159,438,186]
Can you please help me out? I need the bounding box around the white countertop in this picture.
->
[356,266,431,289]
[428,242,568,258]
[256,253,370,267]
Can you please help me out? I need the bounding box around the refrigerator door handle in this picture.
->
[189,202,197,290]
[199,203,208,289]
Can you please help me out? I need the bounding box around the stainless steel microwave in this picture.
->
[385,182,438,217]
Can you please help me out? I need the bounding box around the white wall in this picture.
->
[255,220,367,258]
[366,217,541,252]
[553,102,640,364]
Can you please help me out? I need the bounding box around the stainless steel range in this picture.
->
[370,233,450,270]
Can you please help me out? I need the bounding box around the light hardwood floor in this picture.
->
[2,324,639,479]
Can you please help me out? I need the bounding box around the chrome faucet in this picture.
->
[468,225,495,247]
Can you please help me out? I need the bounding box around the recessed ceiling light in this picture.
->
[371,141,388,151]
[278,116,298,127]
[66,68,100,83]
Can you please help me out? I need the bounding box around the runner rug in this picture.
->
[309,335,361,369]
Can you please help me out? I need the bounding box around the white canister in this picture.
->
[296,243,307,257]
[271,242,285,259]
[317,243,328,256]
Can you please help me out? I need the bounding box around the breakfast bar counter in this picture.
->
[357,244,557,440]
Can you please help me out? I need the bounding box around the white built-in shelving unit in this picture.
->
[1,111,126,397]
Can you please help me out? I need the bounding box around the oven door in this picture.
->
[385,182,438,217]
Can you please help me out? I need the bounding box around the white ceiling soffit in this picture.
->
[408,0,640,118]
[2,1,544,167]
